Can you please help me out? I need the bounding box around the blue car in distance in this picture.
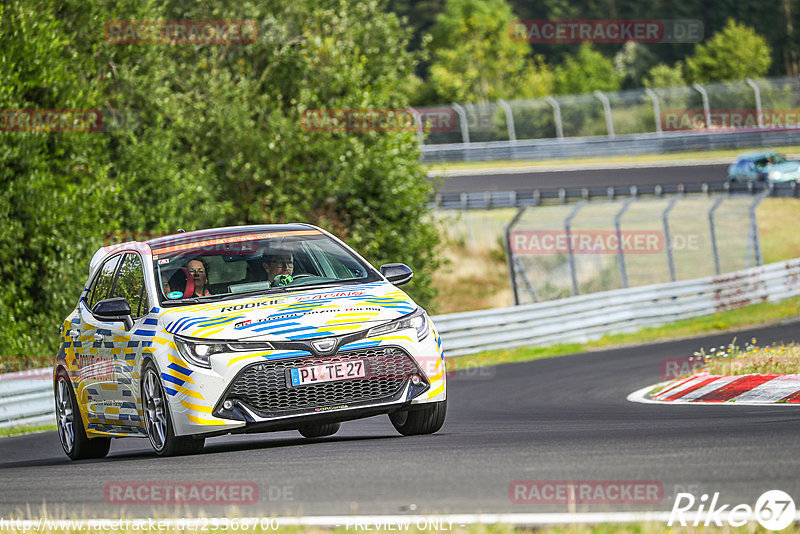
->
[727,151,800,183]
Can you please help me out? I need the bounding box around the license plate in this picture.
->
[288,360,367,387]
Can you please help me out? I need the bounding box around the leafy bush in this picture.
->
[0,0,440,362]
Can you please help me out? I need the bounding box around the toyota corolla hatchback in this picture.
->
[54,225,446,459]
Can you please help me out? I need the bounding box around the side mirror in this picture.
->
[93,297,134,330]
[380,263,413,286]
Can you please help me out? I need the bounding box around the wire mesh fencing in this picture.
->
[505,193,765,304]
[414,76,800,145]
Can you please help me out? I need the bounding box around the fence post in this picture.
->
[662,195,682,281]
[514,256,539,303]
[748,189,769,267]
[408,107,424,146]
[594,90,615,138]
[565,200,587,296]
[708,196,725,275]
[545,96,564,138]
[745,78,764,128]
[692,83,711,130]
[506,206,526,305]
[614,198,635,288]
[644,88,662,134]
[451,103,470,144]
[497,99,517,142]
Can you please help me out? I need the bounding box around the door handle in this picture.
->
[68,329,80,340]
[93,333,104,342]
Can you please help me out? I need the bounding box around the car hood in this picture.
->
[769,161,800,174]
[159,282,418,341]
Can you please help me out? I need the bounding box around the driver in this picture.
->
[262,251,294,284]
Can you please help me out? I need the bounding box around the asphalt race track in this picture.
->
[2,321,799,518]
[435,163,728,193]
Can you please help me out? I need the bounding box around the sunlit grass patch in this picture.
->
[698,338,800,376]
[0,424,56,437]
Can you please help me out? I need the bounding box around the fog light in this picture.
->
[223,400,234,410]
[411,375,421,385]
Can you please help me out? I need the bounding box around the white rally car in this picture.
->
[54,224,446,459]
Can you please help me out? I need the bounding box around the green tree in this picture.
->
[553,43,620,95]
[643,63,686,88]
[685,19,772,83]
[0,0,442,363]
[427,0,552,102]
[0,0,117,359]
[613,42,656,89]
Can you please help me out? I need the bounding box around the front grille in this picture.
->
[224,346,418,417]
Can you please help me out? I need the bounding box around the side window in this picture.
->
[89,255,122,309]
[113,254,147,318]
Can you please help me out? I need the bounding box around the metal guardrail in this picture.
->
[421,129,800,164]
[4,257,800,425]
[434,257,800,356]
[0,369,54,429]
[432,180,798,210]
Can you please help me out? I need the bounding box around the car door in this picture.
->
[75,253,122,424]
[104,252,149,427]
[744,161,756,180]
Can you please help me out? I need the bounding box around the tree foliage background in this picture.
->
[393,0,782,105]
[0,0,439,362]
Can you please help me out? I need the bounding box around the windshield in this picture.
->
[150,229,381,304]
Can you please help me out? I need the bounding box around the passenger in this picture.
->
[164,258,211,298]
[186,258,211,297]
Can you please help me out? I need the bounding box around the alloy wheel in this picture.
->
[56,377,75,453]
[143,369,167,451]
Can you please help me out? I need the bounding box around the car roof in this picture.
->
[736,150,778,160]
[89,224,320,277]
[145,223,318,248]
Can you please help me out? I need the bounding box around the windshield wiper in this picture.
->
[285,281,358,292]
[162,298,200,305]
[214,287,289,301]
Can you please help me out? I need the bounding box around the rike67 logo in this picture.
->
[669,490,796,531]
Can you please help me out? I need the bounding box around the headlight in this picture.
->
[174,337,273,368]
[769,171,782,180]
[368,308,430,341]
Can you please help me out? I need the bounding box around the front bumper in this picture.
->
[214,345,430,422]
[162,330,447,437]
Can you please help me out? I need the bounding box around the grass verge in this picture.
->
[0,423,56,437]
[697,338,800,375]
[426,145,800,173]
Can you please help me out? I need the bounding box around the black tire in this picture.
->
[389,400,447,436]
[298,422,341,438]
[55,371,111,461]
[141,362,205,456]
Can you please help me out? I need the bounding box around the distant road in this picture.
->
[433,163,729,193]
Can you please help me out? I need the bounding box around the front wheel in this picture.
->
[142,363,204,456]
[389,400,447,436]
[55,372,111,460]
